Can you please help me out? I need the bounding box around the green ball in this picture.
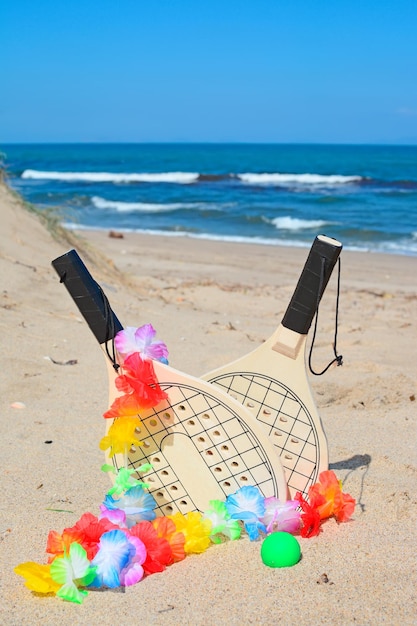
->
[260,532,301,568]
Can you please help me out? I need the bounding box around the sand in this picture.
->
[0,181,416,625]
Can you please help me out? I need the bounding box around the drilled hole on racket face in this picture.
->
[202,413,210,419]
[180,500,187,506]
[161,470,169,476]
[247,401,255,408]
[163,412,171,420]
[149,419,158,427]
[170,485,178,491]
[165,505,173,513]
[153,456,161,463]
[143,440,151,448]
[213,430,221,437]
[263,409,271,415]
[129,446,136,453]
[198,436,206,442]
[221,445,229,451]
[224,481,231,487]
[280,416,288,423]
[284,454,293,460]
[178,405,186,411]
[156,491,164,498]
[291,438,299,444]
[188,420,195,426]
[240,476,248,482]
[274,431,283,437]
[135,427,141,434]
[231,461,239,467]
[214,467,222,473]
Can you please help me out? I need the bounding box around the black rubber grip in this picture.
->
[51,249,123,344]
[281,235,342,335]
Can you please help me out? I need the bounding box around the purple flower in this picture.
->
[120,533,147,586]
[262,497,301,534]
[115,325,168,362]
[99,504,127,528]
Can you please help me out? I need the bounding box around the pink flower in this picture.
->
[262,497,301,535]
[115,325,168,362]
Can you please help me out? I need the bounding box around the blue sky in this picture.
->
[2,1,417,144]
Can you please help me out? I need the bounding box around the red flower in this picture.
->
[129,521,172,574]
[47,513,118,561]
[294,492,322,538]
[103,353,168,418]
[308,470,356,523]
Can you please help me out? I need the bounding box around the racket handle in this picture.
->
[282,235,342,335]
[51,249,123,344]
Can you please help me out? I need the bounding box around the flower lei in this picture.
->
[15,325,356,604]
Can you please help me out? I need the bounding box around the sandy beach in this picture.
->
[1,180,416,625]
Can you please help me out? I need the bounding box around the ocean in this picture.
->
[2,143,416,256]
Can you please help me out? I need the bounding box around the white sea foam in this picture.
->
[92,196,202,212]
[21,170,199,184]
[238,173,362,185]
[269,216,329,231]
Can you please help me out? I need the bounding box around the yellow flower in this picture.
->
[14,562,60,594]
[99,417,142,457]
[169,511,212,554]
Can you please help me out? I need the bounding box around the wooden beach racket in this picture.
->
[51,250,288,516]
[203,235,342,499]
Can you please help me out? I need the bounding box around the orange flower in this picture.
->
[308,470,356,522]
[152,516,186,562]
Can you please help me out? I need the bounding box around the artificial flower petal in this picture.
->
[104,465,151,496]
[99,504,127,527]
[119,533,146,586]
[50,542,96,604]
[130,521,172,574]
[308,470,356,522]
[152,516,186,562]
[169,512,212,554]
[63,513,118,560]
[104,486,157,528]
[14,562,60,594]
[99,417,142,454]
[91,530,134,588]
[115,352,168,407]
[225,486,266,540]
[295,492,322,538]
[262,497,301,535]
[203,500,241,543]
[103,354,168,419]
[115,325,169,362]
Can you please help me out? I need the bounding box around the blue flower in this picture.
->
[225,486,266,541]
[104,486,157,529]
[90,530,135,588]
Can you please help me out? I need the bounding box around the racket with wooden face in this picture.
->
[203,235,342,499]
[51,250,288,516]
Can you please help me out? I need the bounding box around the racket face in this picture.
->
[206,367,324,499]
[106,361,288,515]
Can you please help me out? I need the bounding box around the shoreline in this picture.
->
[1,180,416,625]
[63,222,417,259]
